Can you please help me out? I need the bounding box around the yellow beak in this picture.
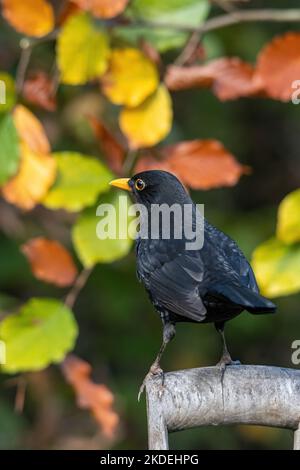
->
[109,177,131,191]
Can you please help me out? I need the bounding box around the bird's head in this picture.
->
[109,170,190,207]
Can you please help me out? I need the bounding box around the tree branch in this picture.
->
[131,9,300,34]
[145,365,300,450]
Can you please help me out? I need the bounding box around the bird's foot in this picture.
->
[138,363,164,402]
[216,354,241,371]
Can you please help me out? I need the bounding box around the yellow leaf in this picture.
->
[2,142,57,210]
[102,48,159,107]
[13,105,50,154]
[277,188,300,244]
[119,84,172,149]
[252,237,300,298]
[57,12,110,85]
[2,0,54,37]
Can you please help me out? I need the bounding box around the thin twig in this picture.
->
[14,377,27,414]
[129,9,300,34]
[122,149,138,175]
[65,267,93,309]
[15,30,59,94]
[174,31,202,66]
[16,39,32,94]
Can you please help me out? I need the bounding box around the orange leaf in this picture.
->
[2,0,54,37]
[87,115,125,175]
[21,238,78,287]
[62,355,119,438]
[13,105,50,154]
[2,142,56,210]
[23,72,57,112]
[70,0,129,18]
[254,32,300,102]
[165,58,263,101]
[135,140,250,190]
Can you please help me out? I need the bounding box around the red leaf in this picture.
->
[22,72,57,112]
[21,237,78,287]
[135,140,250,190]
[87,115,125,175]
[165,58,263,101]
[70,0,129,18]
[62,355,119,439]
[254,32,300,102]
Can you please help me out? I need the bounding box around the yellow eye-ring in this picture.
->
[135,178,146,191]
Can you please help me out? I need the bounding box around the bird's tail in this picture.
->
[211,283,276,314]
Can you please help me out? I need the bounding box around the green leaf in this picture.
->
[57,12,110,85]
[252,237,300,298]
[72,191,133,267]
[116,0,210,52]
[43,152,113,212]
[0,73,16,114]
[0,298,78,373]
[277,188,300,244]
[0,114,20,186]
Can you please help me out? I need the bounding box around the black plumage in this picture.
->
[110,170,276,397]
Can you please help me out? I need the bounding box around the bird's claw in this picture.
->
[138,363,164,402]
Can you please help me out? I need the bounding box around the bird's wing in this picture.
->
[204,222,259,292]
[137,242,207,322]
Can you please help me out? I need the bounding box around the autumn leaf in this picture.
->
[72,192,133,267]
[57,12,110,85]
[87,115,125,175]
[165,58,263,101]
[21,238,78,287]
[23,72,57,112]
[120,84,172,149]
[252,238,300,298]
[2,142,56,210]
[2,0,54,37]
[135,140,249,190]
[0,114,20,186]
[0,298,78,373]
[43,152,112,212]
[13,104,50,154]
[71,0,129,18]
[0,72,16,113]
[62,355,119,438]
[102,48,159,107]
[254,32,300,102]
[277,189,300,245]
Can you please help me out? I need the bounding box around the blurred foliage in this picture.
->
[0,0,299,451]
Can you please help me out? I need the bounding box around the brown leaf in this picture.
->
[21,237,78,287]
[70,0,129,18]
[135,140,250,190]
[62,355,119,438]
[57,1,82,26]
[23,72,57,112]
[87,115,125,175]
[165,58,263,101]
[254,32,300,102]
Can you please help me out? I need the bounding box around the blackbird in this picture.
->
[110,171,276,398]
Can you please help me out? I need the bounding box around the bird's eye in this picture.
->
[135,179,146,191]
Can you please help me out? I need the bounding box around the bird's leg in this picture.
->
[138,320,176,401]
[215,321,240,369]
